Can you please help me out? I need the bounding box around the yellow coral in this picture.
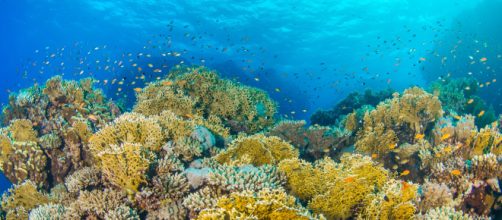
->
[89,112,164,159]
[355,87,442,156]
[98,142,152,194]
[1,180,49,213]
[215,134,298,166]
[278,158,320,201]
[8,119,37,142]
[198,188,321,220]
[134,66,277,133]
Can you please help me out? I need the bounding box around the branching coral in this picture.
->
[134,66,277,134]
[28,203,66,220]
[89,112,164,156]
[98,143,152,194]
[64,188,127,219]
[215,134,298,166]
[279,154,397,219]
[0,181,49,215]
[64,167,102,194]
[207,165,286,193]
[197,188,322,220]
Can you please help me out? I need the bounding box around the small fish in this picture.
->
[400,170,410,176]
[440,133,451,141]
[148,63,154,68]
[343,176,355,183]
[162,81,173,86]
[478,110,485,117]
[419,57,426,61]
[443,146,452,153]
[414,133,425,140]
[480,57,487,62]
[389,143,397,150]
[88,114,98,122]
[133,88,142,93]
[275,88,281,92]
[371,153,378,159]
[153,69,162,73]
[401,181,410,191]
[453,115,462,120]
[399,159,409,165]
[392,165,398,170]
[450,169,462,176]
[467,99,474,104]
[184,113,194,119]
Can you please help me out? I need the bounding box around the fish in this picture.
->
[480,57,487,62]
[371,153,378,159]
[440,133,451,141]
[184,113,194,119]
[162,81,173,86]
[343,176,355,183]
[453,115,462,120]
[389,143,397,150]
[450,169,461,176]
[478,110,485,117]
[414,133,425,140]
[275,88,281,92]
[88,114,98,122]
[400,170,410,176]
[467,99,474,104]
[148,63,154,68]
[133,88,142,93]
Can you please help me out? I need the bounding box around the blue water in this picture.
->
[0,0,500,193]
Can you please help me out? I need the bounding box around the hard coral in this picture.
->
[215,134,298,166]
[197,188,322,220]
[0,180,49,216]
[98,143,152,194]
[134,66,277,134]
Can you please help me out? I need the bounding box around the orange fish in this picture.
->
[343,176,355,183]
[162,81,173,86]
[480,57,487,62]
[450,169,462,176]
[371,153,378,159]
[133,88,142,93]
[419,57,426,61]
[389,143,397,150]
[414,133,425,140]
[400,170,410,176]
[184,113,194,119]
[478,110,485,117]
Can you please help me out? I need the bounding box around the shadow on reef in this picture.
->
[0,66,500,219]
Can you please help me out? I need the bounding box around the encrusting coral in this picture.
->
[0,67,500,219]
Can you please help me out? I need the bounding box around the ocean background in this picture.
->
[0,0,500,194]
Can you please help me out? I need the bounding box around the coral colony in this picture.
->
[0,66,500,219]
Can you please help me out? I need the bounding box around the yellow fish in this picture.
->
[478,110,485,117]
[440,133,451,141]
[389,143,397,150]
[414,133,425,140]
[450,169,462,176]
[467,99,474,104]
[453,115,462,120]
[400,170,410,176]
[133,88,142,93]
[371,153,378,159]
[148,63,154,68]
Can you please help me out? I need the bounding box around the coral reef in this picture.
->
[1,69,500,219]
